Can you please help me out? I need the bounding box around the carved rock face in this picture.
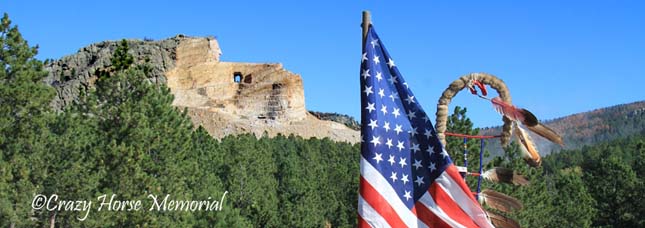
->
[45,36,359,143]
[166,37,307,121]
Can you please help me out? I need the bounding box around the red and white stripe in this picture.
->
[358,156,494,228]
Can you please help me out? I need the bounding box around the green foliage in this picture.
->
[487,134,645,227]
[39,111,103,227]
[445,106,483,163]
[109,39,209,225]
[219,134,279,227]
[0,13,55,227]
[483,142,597,227]
[541,135,645,227]
[2,13,642,227]
[111,39,135,72]
[445,106,489,189]
[448,106,601,227]
[0,35,362,226]
[188,127,251,227]
[26,36,362,226]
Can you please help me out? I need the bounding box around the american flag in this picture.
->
[357,25,494,228]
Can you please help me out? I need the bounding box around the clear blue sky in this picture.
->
[5,1,645,128]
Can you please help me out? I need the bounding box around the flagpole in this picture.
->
[362,11,371,47]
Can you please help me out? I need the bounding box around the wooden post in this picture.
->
[362,11,371,47]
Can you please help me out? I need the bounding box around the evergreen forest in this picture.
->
[1,13,643,227]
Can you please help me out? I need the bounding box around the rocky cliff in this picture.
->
[44,35,359,143]
[45,36,180,109]
[309,111,360,130]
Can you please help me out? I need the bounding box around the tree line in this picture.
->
[445,107,644,227]
[0,13,359,227]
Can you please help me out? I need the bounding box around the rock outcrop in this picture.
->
[165,37,306,121]
[44,37,181,110]
[309,111,360,131]
[44,35,359,143]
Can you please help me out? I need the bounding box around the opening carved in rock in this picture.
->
[244,75,253,83]
[233,72,242,83]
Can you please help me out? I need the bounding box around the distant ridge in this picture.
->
[480,101,645,156]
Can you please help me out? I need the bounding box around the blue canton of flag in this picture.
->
[357,25,494,228]
[361,27,450,207]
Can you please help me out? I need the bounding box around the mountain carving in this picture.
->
[44,35,359,142]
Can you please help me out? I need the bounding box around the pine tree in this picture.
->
[487,139,597,227]
[443,106,598,227]
[547,167,596,227]
[219,133,279,227]
[39,109,103,227]
[445,106,490,189]
[67,39,197,226]
[189,127,251,227]
[0,13,55,227]
[320,138,359,227]
[274,135,327,227]
[583,155,640,227]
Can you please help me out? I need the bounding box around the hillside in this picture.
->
[309,111,360,130]
[43,36,359,142]
[480,101,645,156]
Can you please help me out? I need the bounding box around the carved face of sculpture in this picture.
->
[209,38,222,62]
